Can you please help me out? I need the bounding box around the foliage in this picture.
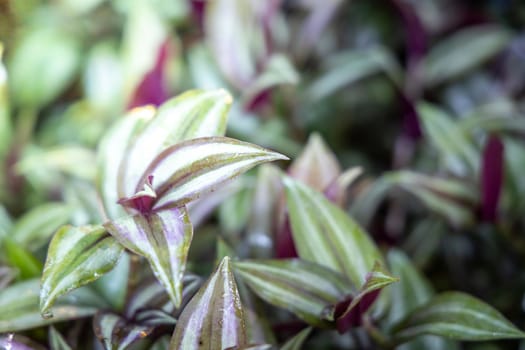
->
[2,0,525,349]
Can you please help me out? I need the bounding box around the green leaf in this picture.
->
[386,171,478,227]
[242,54,299,106]
[0,43,10,159]
[8,27,80,108]
[0,279,107,333]
[129,137,287,211]
[422,25,510,87]
[92,251,130,310]
[387,249,458,350]
[283,176,382,286]
[104,207,193,307]
[11,202,71,251]
[4,237,43,280]
[205,0,259,88]
[170,257,247,349]
[40,225,124,318]
[329,263,398,323]
[418,102,479,176]
[281,327,312,350]
[49,326,73,350]
[308,46,402,100]
[234,259,350,327]
[392,292,525,342]
[97,106,153,220]
[119,89,233,200]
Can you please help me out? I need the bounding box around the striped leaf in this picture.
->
[234,259,351,327]
[283,177,382,286]
[40,225,124,318]
[97,106,153,220]
[387,250,458,350]
[170,257,247,350]
[127,137,287,211]
[281,328,312,350]
[119,89,233,200]
[0,279,107,333]
[93,311,154,350]
[392,292,525,342]
[104,207,193,308]
[418,103,479,176]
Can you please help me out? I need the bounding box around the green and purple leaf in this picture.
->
[125,137,287,212]
[119,89,233,200]
[40,225,124,318]
[170,257,247,349]
[327,263,398,333]
[97,106,153,220]
[0,279,107,333]
[283,176,382,286]
[0,334,46,350]
[392,292,525,342]
[234,259,350,327]
[104,207,193,307]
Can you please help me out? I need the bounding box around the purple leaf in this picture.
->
[480,135,504,222]
[104,207,193,307]
[0,334,45,350]
[128,40,170,109]
[170,257,247,349]
[93,312,154,350]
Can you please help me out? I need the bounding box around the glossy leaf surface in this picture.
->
[170,257,247,349]
[0,279,106,332]
[284,177,382,286]
[40,225,124,318]
[104,207,193,307]
[234,259,350,326]
[393,292,525,341]
[97,106,153,220]
[120,89,233,200]
[133,137,287,211]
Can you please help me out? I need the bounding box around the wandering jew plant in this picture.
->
[0,88,522,349]
[3,1,525,349]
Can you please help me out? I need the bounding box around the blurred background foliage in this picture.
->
[2,0,525,348]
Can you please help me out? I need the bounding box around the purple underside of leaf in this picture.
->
[480,135,504,222]
[128,40,170,109]
[275,215,298,259]
[0,335,36,350]
[118,175,157,213]
[333,290,381,334]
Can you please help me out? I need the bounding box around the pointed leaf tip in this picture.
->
[170,256,247,349]
[40,225,123,318]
